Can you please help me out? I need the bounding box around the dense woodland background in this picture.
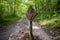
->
[0,0,60,29]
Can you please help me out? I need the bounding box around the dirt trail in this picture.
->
[0,17,53,40]
[32,22,53,40]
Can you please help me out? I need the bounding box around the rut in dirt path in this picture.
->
[0,17,53,40]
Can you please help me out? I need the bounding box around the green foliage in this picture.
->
[0,0,60,29]
[0,0,24,23]
[0,0,35,23]
[49,19,60,29]
[34,0,60,29]
[34,0,57,21]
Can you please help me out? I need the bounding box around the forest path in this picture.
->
[0,17,53,40]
